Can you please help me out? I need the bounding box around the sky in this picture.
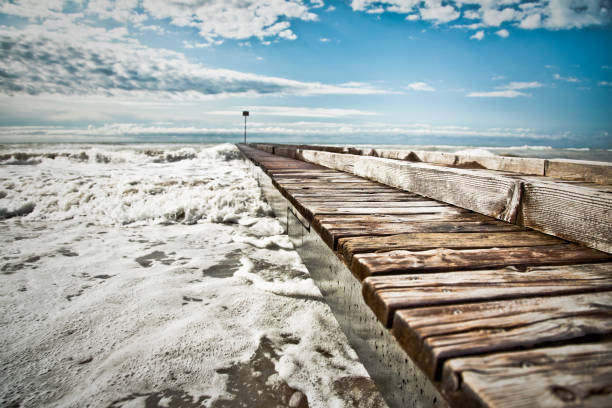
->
[0,0,611,147]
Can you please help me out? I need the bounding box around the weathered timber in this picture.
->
[298,149,358,173]
[375,149,547,176]
[518,177,612,253]
[295,193,424,202]
[289,144,612,183]
[546,159,612,184]
[351,244,611,280]
[296,205,460,224]
[320,221,524,250]
[441,342,612,408]
[392,291,612,379]
[296,148,612,254]
[298,150,523,223]
[240,144,612,408]
[362,262,612,327]
[339,230,564,265]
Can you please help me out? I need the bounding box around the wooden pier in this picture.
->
[238,143,612,408]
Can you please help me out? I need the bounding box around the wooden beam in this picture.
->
[351,244,611,280]
[392,291,612,379]
[441,342,612,408]
[363,262,612,327]
[546,159,612,184]
[296,149,612,254]
[519,177,612,253]
[340,230,564,265]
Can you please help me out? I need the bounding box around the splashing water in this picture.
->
[0,143,386,408]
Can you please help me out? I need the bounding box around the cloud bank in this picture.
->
[351,0,612,33]
[0,24,389,98]
[0,0,324,45]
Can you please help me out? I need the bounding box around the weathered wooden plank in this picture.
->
[441,342,612,408]
[295,193,423,202]
[298,205,460,223]
[363,262,612,327]
[374,149,547,175]
[352,244,611,280]
[546,159,612,184]
[279,181,396,190]
[297,149,358,173]
[274,177,367,184]
[518,178,612,254]
[340,230,564,264]
[307,200,446,209]
[298,150,523,223]
[324,222,523,250]
[315,215,520,249]
[392,292,612,379]
[291,146,612,254]
[314,212,490,225]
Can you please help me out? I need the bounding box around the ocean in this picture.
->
[0,143,385,408]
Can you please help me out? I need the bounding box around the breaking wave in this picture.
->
[0,143,270,225]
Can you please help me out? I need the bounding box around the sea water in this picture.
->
[0,144,386,408]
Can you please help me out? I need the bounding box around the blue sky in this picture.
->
[0,0,611,147]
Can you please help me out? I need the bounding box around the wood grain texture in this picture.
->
[298,149,357,173]
[283,145,612,254]
[339,230,563,264]
[351,244,611,280]
[392,291,612,379]
[374,149,546,175]
[320,220,523,250]
[546,159,612,184]
[363,262,612,327]
[353,155,524,222]
[442,342,612,408]
[298,150,524,222]
[240,144,612,408]
[518,177,612,254]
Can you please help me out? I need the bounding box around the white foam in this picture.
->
[0,144,271,225]
[0,144,384,407]
[453,148,495,156]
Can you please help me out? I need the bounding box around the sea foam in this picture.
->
[0,143,385,407]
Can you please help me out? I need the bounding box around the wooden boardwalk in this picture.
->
[238,144,612,408]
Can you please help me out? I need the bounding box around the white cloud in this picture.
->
[210,106,379,118]
[0,0,322,44]
[599,81,612,87]
[0,23,392,99]
[519,12,542,29]
[466,90,529,98]
[602,66,612,70]
[466,81,541,98]
[320,37,331,42]
[420,4,460,24]
[326,5,336,12]
[350,1,612,34]
[367,7,386,14]
[501,81,542,90]
[0,121,567,143]
[553,73,581,83]
[310,0,325,8]
[495,28,509,38]
[470,30,485,40]
[481,7,516,26]
[406,82,436,92]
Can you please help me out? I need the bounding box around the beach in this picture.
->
[0,143,385,408]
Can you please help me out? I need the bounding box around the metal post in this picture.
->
[242,110,249,144]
